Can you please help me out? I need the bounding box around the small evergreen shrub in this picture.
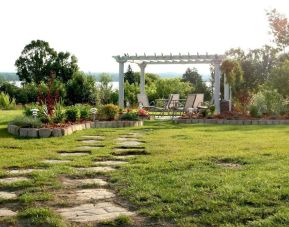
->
[10,116,42,128]
[65,106,80,122]
[120,112,139,121]
[98,104,119,120]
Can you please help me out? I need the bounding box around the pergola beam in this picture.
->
[113,53,225,113]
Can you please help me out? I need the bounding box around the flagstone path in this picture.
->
[0,132,146,225]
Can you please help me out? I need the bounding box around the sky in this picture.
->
[1,0,289,75]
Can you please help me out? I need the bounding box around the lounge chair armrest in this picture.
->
[149,101,155,106]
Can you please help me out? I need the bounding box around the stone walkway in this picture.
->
[0,132,146,225]
[55,133,145,224]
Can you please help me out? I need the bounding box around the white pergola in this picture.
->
[113,53,226,113]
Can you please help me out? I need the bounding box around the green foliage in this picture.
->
[66,71,97,105]
[269,60,289,97]
[251,87,286,116]
[97,73,114,105]
[124,81,140,106]
[182,67,212,101]
[124,65,136,84]
[120,111,139,121]
[53,101,65,123]
[65,106,80,122]
[249,105,261,118]
[0,92,16,110]
[156,78,192,99]
[15,40,78,84]
[98,104,119,120]
[10,116,42,128]
[77,104,91,120]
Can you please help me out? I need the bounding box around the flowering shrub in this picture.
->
[138,108,149,117]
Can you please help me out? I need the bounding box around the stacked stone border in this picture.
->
[7,121,143,138]
[175,119,289,125]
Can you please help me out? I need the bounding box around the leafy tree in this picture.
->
[66,71,97,105]
[52,52,78,82]
[124,81,140,107]
[182,67,211,100]
[268,60,289,97]
[124,65,136,84]
[15,40,78,84]
[182,67,201,84]
[156,78,193,99]
[266,9,289,51]
[97,73,114,104]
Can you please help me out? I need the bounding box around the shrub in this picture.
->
[138,108,149,117]
[38,105,50,123]
[65,106,80,122]
[53,101,65,123]
[120,112,139,121]
[10,116,42,128]
[249,105,261,118]
[252,88,286,116]
[77,104,91,120]
[0,92,16,110]
[98,104,119,121]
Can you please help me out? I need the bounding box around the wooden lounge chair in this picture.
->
[138,93,179,116]
[173,94,196,116]
[194,94,208,111]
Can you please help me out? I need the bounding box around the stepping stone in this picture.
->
[0,208,17,217]
[76,146,102,150]
[81,135,105,140]
[42,160,71,164]
[81,140,101,144]
[6,169,41,175]
[59,151,90,156]
[76,167,116,173]
[93,161,127,166]
[117,141,143,147]
[127,132,141,137]
[0,177,29,184]
[57,202,135,223]
[114,155,138,160]
[116,137,140,141]
[76,189,115,201]
[0,191,17,199]
[62,178,108,187]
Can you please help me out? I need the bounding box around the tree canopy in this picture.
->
[15,40,78,84]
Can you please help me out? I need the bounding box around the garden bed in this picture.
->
[175,118,289,125]
[8,120,143,138]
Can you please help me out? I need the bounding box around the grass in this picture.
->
[1,110,289,226]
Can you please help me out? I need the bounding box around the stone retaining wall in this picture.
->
[175,119,289,125]
[8,121,143,138]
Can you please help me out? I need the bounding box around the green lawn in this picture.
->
[1,110,289,226]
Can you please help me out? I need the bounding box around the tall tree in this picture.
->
[98,73,113,104]
[266,9,289,51]
[182,67,211,100]
[15,40,78,84]
[124,65,136,84]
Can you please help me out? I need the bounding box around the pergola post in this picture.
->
[139,63,146,95]
[224,74,230,101]
[118,61,125,108]
[214,61,221,114]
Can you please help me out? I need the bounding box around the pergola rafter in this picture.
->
[113,53,225,113]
